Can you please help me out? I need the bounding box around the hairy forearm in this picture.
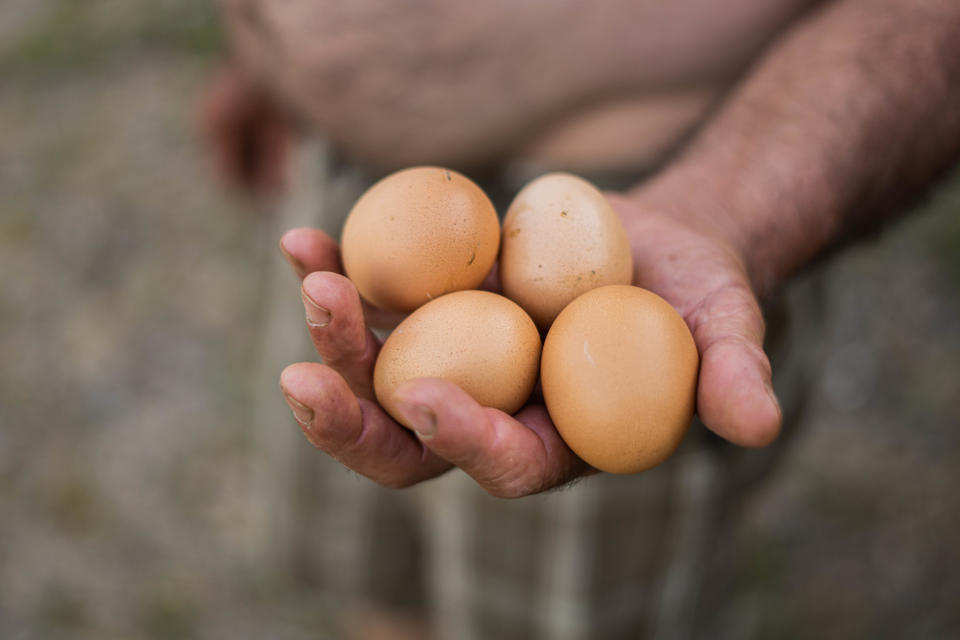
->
[632,0,960,296]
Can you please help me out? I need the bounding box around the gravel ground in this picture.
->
[1,2,958,639]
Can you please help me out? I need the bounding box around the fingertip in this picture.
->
[279,231,309,279]
[279,226,309,248]
[280,362,364,441]
[733,388,782,448]
[395,381,589,497]
[698,339,782,448]
[393,378,489,439]
[279,361,316,398]
[301,270,357,301]
[758,383,784,446]
[394,378,481,413]
[393,377,461,420]
[280,362,356,415]
[279,227,342,277]
[279,364,317,436]
[280,362,324,445]
[392,398,438,440]
[280,365,450,487]
[301,271,366,341]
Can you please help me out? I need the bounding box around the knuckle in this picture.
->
[325,333,374,368]
[473,415,547,498]
[690,284,766,348]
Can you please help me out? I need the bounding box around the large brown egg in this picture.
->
[374,290,541,427]
[341,167,500,313]
[500,173,633,329]
[541,285,699,474]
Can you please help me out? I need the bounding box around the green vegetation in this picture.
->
[0,0,222,80]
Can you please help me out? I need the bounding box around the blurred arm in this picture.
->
[632,0,960,296]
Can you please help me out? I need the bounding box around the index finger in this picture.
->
[280,227,406,328]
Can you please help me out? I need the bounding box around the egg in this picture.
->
[374,290,541,427]
[341,166,500,313]
[541,285,699,474]
[500,172,633,329]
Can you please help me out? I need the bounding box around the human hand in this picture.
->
[609,193,781,448]
[278,227,592,497]
[198,64,291,197]
[278,195,781,497]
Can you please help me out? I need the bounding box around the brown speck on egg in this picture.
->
[340,167,499,313]
[499,173,632,329]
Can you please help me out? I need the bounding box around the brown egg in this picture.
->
[500,173,633,329]
[541,285,699,474]
[374,290,541,427]
[341,166,500,313]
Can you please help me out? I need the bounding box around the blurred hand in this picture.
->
[198,65,291,197]
[278,195,781,497]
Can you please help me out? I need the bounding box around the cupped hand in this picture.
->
[278,196,781,497]
[608,193,781,448]
[277,227,590,497]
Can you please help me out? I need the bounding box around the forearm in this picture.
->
[631,0,960,297]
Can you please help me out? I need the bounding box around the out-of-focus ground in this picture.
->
[1,2,958,639]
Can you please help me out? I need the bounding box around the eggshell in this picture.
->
[541,285,699,474]
[374,290,541,427]
[341,167,500,313]
[500,173,633,329]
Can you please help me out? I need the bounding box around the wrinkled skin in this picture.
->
[276,193,779,498]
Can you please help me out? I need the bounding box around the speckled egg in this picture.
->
[341,167,500,313]
[500,173,633,329]
[374,290,541,426]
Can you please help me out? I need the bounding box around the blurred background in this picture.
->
[1,1,959,638]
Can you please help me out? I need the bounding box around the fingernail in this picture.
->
[395,399,437,439]
[281,388,314,428]
[301,286,331,328]
[279,239,308,279]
